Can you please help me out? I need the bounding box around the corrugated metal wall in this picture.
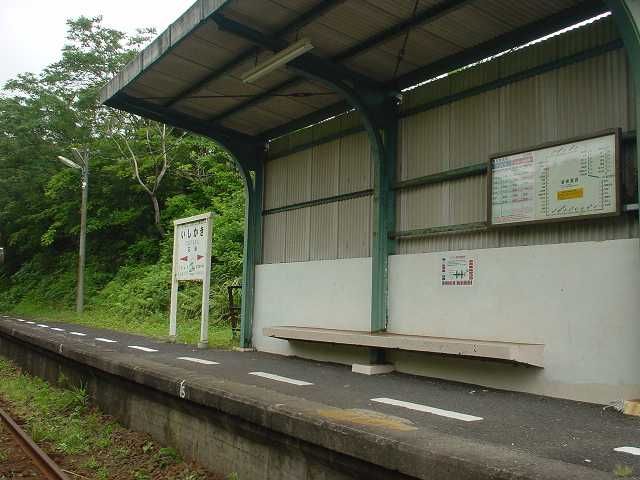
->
[262,17,638,263]
[396,17,638,254]
[263,118,372,263]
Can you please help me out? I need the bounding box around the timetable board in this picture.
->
[489,131,620,226]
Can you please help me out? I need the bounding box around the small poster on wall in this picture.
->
[441,254,475,287]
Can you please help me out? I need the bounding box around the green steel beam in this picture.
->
[608,1,640,336]
[267,40,624,161]
[268,126,365,160]
[394,163,488,191]
[391,205,640,241]
[214,15,398,342]
[106,93,258,149]
[391,222,488,240]
[108,92,265,349]
[211,13,387,92]
[399,40,623,118]
[371,102,398,332]
[210,77,301,123]
[165,0,346,108]
[259,0,609,141]
[208,15,397,342]
[211,13,399,338]
[608,0,640,223]
[263,189,373,216]
[332,0,473,62]
[260,101,352,142]
[214,0,469,126]
[393,0,608,91]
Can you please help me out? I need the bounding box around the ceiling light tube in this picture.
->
[241,38,314,83]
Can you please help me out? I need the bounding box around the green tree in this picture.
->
[0,15,246,327]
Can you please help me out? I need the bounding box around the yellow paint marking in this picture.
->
[557,188,583,201]
[623,399,640,417]
[317,408,417,432]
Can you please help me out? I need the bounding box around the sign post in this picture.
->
[169,212,213,349]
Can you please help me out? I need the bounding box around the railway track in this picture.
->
[0,405,68,480]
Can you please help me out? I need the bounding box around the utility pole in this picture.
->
[57,149,89,314]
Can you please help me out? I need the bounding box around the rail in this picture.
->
[0,405,68,480]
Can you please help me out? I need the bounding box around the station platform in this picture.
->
[0,314,638,480]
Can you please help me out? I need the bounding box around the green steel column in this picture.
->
[238,157,264,349]
[608,0,640,344]
[608,0,640,234]
[370,102,398,333]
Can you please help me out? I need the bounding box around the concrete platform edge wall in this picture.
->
[0,323,612,480]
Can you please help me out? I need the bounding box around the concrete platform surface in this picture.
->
[1,314,639,479]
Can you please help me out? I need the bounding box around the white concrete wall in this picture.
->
[388,239,640,403]
[252,240,640,404]
[252,257,371,360]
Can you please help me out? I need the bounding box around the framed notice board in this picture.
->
[488,129,621,226]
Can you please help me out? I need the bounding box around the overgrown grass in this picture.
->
[0,357,219,479]
[1,254,241,350]
[6,302,238,350]
[0,358,111,455]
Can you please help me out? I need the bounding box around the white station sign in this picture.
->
[175,219,210,281]
[169,212,213,348]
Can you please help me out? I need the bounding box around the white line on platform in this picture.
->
[95,338,117,343]
[50,327,65,332]
[128,346,158,353]
[26,321,35,325]
[69,332,87,336]
[614,447,640,456]
[249,372,313,386]
[37,324,49,328]
[17,319,25,322]
[177,357,219,365]
[371,398,483,422]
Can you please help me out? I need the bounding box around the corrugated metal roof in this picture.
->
[101,0,600,142]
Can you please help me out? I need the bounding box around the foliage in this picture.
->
[613,465,634,478]
[6,302,238,350]
[0,357,111,455]
[0,357,221,478]
[0,16,246,340]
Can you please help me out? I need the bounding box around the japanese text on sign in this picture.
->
[441,255,475,287]
[175,219,209,281]
[490,132,618,225]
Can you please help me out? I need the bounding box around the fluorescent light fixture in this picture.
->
[241,38,314,83]
[57,155,82,170]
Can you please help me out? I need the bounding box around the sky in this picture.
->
[0,0,195,87]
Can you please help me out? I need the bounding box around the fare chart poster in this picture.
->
[490,132,618,226]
